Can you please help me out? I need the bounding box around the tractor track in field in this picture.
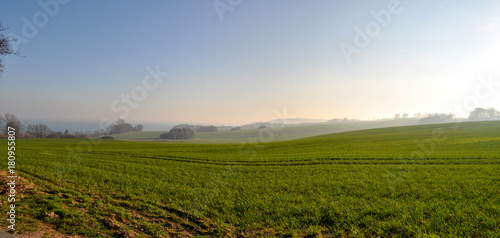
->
[3,169,237,237]
[75,151,500,167]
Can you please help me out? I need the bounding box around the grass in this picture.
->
[1,120,499,237]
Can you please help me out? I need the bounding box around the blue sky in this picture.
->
[1,0,500,125]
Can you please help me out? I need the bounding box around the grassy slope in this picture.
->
[1,121,499,237]
[112,119,422,143]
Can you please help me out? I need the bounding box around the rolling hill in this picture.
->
[1,120,499,237]
[111,118,424,143]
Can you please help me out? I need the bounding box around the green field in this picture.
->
[1,121,500,237]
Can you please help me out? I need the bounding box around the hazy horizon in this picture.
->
[17,112,473,133]
[1,1,500,125]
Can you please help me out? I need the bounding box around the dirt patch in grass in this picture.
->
[0,170,85,238]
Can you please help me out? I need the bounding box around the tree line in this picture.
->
[468,108,500,121]
[0,113,69,138]
[160,124,222,140]
[0,114,144,138]
[172,124,217,132]
[415,107,499,124]
[160,128,195,140]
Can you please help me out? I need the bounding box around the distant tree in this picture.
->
[160,128,195,139]
[0,22,21,79]
[47,132,59,138]
[258,125,266,129]
[0,114,3,134]
[328,118,340,123]
[27,124,52,138]
[231,127,241,131]
[64,129,69,134]
[420,113,455,124]
[134,124,144,131]
[197,125,217,132]
[2,113,23,134]
[468,107,500,121]
[402,113,409,119]
[108,119,136,134]
[172,124,220,132]
[413,113,422,118]
[116,118,126,125]
[23,132,33,138]
[394,114,401,119]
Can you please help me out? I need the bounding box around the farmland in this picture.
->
[1,121,500,237]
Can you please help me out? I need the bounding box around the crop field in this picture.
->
[1,121,500,237]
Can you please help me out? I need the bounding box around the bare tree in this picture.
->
[27,124,52,138]
[0,22,21,78]
[2,113,23,134]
